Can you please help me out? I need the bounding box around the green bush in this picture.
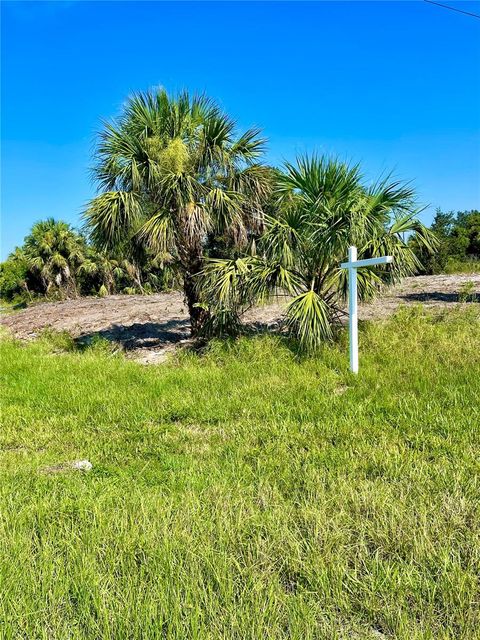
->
[0,250,29,301]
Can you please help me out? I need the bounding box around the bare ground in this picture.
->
[1,274,479,363]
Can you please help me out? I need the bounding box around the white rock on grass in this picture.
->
[71,459,93,471]
[41,459,93,474]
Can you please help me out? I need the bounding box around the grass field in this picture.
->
[1,307,479,639]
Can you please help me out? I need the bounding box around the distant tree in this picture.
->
[411,209,480,273]
[0,248,29,301]
[22,219,87,297]
[431,210,455,236]
[455,210,480,257]
[84,89,271,335]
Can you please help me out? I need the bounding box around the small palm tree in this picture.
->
[84,89,271,335]
[23,219,86,297]
[201,156,437,350]
[76,250,123,295]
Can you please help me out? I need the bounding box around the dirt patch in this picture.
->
[1,274,478,361]
[356,273,479,320]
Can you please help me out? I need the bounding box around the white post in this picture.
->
[340,247,392,373]
[348,246,359,374]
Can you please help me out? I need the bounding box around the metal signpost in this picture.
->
[340,246,393,373]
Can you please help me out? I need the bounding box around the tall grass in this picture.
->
[1,307,479,639]
[443,259,479,275]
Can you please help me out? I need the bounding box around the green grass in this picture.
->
[1,307,479,639]
[0,298,28,315]
[443,260,480,275]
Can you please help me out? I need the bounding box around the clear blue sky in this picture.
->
[2,0,480,258]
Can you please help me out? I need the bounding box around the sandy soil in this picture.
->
[1,274,478,363]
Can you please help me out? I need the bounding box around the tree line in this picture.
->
[1,88,448,349]
[0,218,178,302]
[410,209,479,274]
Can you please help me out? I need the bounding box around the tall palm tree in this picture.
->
[84,89,271,335]
[23,218,86,297]
[200,156,437,350]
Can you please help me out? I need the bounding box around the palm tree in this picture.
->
[84,89,271,335]
[76,249,123,295]
[23,218,86,297]
[200,156,437,350]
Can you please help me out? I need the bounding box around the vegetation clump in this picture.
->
[2,88,476,353]
[0,218,177,303]
[201,157,436,349]
[81,89,436,347]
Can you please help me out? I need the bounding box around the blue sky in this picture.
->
[2,0,479,258]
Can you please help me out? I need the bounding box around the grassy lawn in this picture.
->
[1,307,479,639]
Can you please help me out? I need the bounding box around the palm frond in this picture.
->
[138,210,176,254]
[285,289,333,350]
[230,128,267,162]
[84,191,143,250]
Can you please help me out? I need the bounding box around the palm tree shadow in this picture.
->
[400,292,476,303]
[75,318,191,351]
[204,318,347,360]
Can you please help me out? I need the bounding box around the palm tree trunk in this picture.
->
[183,265,209,337]
[180,239,209,336]
[133,263,144,294]
[177,215,210,337]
